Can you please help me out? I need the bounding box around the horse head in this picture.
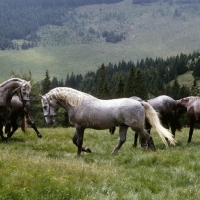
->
[40,94,59,125]
[17,80,31,101]
[175,97,194,116]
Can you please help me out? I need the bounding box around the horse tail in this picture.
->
[21,113,28,133]
[141,101,176,147]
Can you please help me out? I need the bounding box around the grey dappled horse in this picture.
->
[5,96,42,139]
[0,78,31,141]
[111,95,181,147]
[176,96,200,143]
[41,87,176,156]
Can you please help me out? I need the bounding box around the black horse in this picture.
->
[176,96,200,143]
[5,96,42,139]
[110,95,182,147]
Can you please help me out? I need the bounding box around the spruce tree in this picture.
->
[96,64,108,98]
[170,78,180,99]
[124,65,135,97]
[134,69,147,99]
[41,70,51,95]
[115,74,124,98]
[191,78,200,96]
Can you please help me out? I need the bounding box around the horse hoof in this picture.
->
[85,147,92,153]
[38,135,42,138]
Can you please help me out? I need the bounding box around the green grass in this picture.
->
[1,0,200,83]
[0,127,200,199]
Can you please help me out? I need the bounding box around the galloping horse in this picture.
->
[0,78,31,141]
[4,96,42,139]
[176,96,200,143]
[41,87,176,156]
[110,95,182,147]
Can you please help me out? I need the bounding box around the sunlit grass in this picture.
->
[0,127,200,199]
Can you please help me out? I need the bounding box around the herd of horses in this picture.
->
[1,78,200,156]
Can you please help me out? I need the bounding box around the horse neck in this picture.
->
[49,87,92,107]
[0,80,22,102]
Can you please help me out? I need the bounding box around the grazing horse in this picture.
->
[0,78,31,141]
[110,95,182,147]
[176,96,200,143]
[41,87,176,156]
[4,96,42,139]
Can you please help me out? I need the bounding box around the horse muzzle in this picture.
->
[45,116,56,125]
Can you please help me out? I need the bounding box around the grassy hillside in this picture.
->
[0,127,200,199]
[1,0,200,83]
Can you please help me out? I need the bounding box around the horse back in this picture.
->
[148,95,175,116]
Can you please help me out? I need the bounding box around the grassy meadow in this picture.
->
[0,127,200,199]
[1,0,200,83]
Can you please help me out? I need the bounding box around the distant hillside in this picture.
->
[1,0,200,83]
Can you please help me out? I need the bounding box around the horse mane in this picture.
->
[48,87,94,107]
[0,78,28,87]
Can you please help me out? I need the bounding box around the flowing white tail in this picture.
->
[141,101,176,148]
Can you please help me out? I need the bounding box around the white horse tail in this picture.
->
[141,101,176,148]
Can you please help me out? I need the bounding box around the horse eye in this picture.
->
[43,106,47,110]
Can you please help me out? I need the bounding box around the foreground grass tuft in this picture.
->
[0,127,200,199]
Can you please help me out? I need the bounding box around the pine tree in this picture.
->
[115,74,125,98]
[124,65,135,97]
[191,78,200,96]
[170,78,180,99]
[134,69,147,99]
[96,64,108,98]
[101,77,110,99]
[192,58,200,79]
[41,70,51,95]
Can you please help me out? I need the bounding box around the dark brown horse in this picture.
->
[0,78,31,141]
[110,95,181,147]
[4,96,42,139]
[176,96,200,143]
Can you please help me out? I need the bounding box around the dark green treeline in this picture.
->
[22,51,200,127]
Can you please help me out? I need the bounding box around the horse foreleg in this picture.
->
[27,117,42,138]
[72,127,91,156]
[133,132,138,147]
[111,124,128,154]
[188,121,195,143]
[31,125,42,138]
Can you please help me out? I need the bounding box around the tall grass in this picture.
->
[0,127,200,199]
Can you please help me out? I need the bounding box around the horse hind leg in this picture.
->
[111,124,128,154]
[6,120,18,138]
[188,120,195,143]
[133,121,151,148]
[136,128,156,151]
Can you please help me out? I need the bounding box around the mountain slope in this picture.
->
[1,0,200,83]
